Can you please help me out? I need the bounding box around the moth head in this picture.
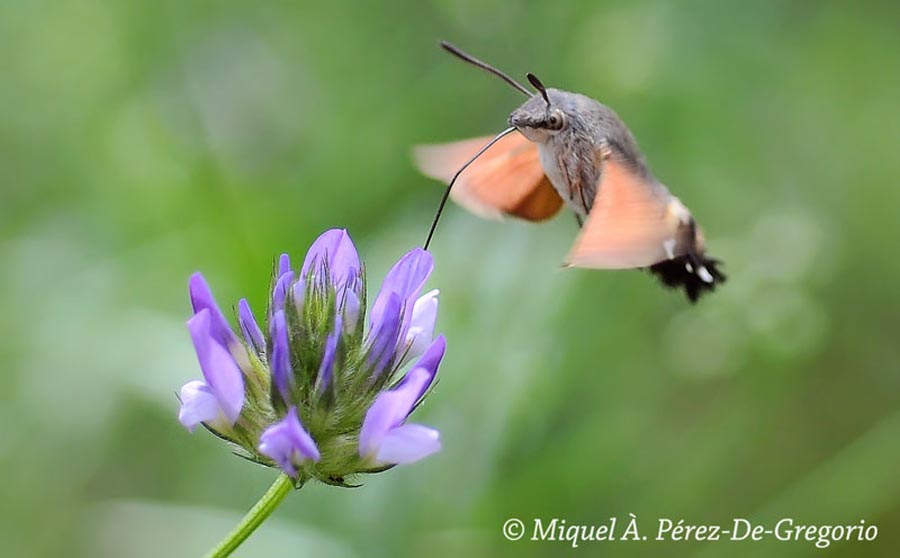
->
[436,43,568,140]
[508,73,567,141]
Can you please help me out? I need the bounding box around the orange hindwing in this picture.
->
[566,148,694,269]
[414,132,563,222]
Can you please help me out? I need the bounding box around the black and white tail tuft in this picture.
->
[648,254,726,303]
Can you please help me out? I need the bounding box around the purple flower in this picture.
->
[238,298,265,357]
[189,273,238,350]
[343,289,361,334]
[366,292,402,377]
[278,253,292,277]
[179,308,245,432]
[359,336,445,466]
[402,289,439,365]
[370,248,433,340]
[270,310,292,403]
[366,248,437,376]
[271,267,294,315]
[258,407,320,477]
[299,228,361,291]
[179,228,446,482]
[317,315,342,392]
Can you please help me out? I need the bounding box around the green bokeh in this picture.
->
[2,1,899,556]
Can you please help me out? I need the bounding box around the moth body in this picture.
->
[414,43,727,302]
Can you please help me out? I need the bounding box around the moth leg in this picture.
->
[555,151,577,203]
[577,184,590,219]
[584,139,614,214]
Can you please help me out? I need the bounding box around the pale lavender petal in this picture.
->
[328,230,361,287]
[370,248,433,339]
[259,426,298,476]
[375,423,441,465]
[178,380,222,432]
[402,289,439,364]
[317,315,342,391]
[188,273,237,348]
[187,310,244,424]
[384,248,434,299]
[299,229,360,288]
[270,310,292,402]
[359,367,432,457]
[300,229,343,280]
[342,289,360,335]
[277,253,292,277]
[366,292,401,377]
[238,299,265,356]
[258,407,321,477]
[271,271,294,314]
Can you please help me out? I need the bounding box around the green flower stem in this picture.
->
[204,473,297,558]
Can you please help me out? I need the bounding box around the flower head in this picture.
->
[178,229,444,485]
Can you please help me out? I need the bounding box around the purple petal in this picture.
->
[403,335,445,400]
[258,407,321,477]
[359,367,432,458]
[187,310,244,424]
[300,229,361,289]
[342,289,360,335]
[366,292,401,377]
[188,273,237,348]
[389,336,446,410]
[277,253,292,277]
[270,310,292,403]
[402,289,439,365]
[370,248,433,340]
[375,423,441,465]
[271,271,294,314]
[317,315,342,391]
[178,380,223,432]
[238,299,265,356]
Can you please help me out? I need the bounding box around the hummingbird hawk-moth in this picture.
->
[415,42,725,302]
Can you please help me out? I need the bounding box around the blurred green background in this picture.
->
[2,0,899,556]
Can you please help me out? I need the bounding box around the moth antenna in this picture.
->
[423,126,518,250]
[440,41,533,98]
[526,73,551,107]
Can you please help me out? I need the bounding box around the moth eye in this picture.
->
[547,110,565,130]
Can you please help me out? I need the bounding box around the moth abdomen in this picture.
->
[648,254,726,303]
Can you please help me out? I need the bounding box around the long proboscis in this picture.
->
[440,41,533,98]
[423,126,518,250]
